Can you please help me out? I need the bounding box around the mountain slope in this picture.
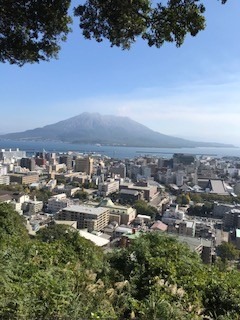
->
[0,112,234,148]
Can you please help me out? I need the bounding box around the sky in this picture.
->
[0,1,240,146]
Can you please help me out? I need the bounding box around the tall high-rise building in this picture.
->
[59,155,73,170]
[75,157,93,175]
[20,157,35,171]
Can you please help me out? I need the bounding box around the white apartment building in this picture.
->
[176,171,184,187]
[0,165,8,176]
[48,193,73,213]
[58,205,109,232]
[98,179,120,197]
[0,148,26,161]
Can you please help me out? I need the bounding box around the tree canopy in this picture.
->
[1,0,228,65]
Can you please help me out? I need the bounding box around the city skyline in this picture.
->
[0,1,240,145]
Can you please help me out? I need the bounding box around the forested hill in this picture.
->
[0,112,234,148]
[1,202,240,319]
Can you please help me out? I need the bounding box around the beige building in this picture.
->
[9,173,39,185]
[120,182,158,202]
[97,198,136,225]
[0,175,10,185]
[58,205,109,232]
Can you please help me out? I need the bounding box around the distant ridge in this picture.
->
[0,112,234,148]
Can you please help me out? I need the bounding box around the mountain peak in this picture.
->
[0,113,234,148]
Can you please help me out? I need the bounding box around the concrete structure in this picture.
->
[48,193,73,213]
[0,175,10,185]
[141,166,152,179]
[176,171,184,187]
[110,165,126,179]
[75,157,93,175]
[119,189,143,204]
[58,205,109,232]
[97,198,136,225]
[0,148,26,161]
[223,209,240,229]
[0,165,8,176]
[8,173,39,185]
[162,208,185,225]
[59,155,73,170]
[79,230,109,247]
[201,246,213,264]
[213,203,237,218]
[45,179,57,190]
[0,192,30,215]
[26,199,43,215]
[52,163,66,173]
[173,153,195,168]
[20,157,35,171]
[195,221,214,239]
[98,179,119,197]
[119,181,158,202]
[178,220,195,237]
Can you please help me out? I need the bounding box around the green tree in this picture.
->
[1,0,228,65]
[134,199,158,219]
[203,269,240,319]
[0,1,71,66]
[75,189,89,200]
[37,223,104,270]
[30,188,52,203]
[0,203,28,242]
[176,193,190,205]
[217,241,239,263]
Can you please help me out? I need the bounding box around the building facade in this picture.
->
[58,205,109,232]
[75,157,93,175]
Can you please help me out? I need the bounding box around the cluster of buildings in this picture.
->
[1,148,240,262]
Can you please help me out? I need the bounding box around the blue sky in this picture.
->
[0,0,240,146]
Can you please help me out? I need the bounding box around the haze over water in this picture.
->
[0,140,239,159]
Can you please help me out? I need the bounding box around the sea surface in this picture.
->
[0,139,240,159]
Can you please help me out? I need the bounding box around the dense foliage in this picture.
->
[1,202,240,319]
[175,191,240,217]
[0,1,71,65]
[217,241,239,263]
[1,1,228,65]
[134,199,158,219]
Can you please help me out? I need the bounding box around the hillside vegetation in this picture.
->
[0,203,240,319]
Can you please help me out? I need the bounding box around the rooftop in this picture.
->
[62,205,108,216]
[120,189,139,196]
[79,230,109,247]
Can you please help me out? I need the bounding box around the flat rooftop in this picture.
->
[62,205,108,216]
[120,189,139,196]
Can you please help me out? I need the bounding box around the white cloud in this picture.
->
[61,76,240,145]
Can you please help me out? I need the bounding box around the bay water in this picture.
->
[0,139,239,159]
